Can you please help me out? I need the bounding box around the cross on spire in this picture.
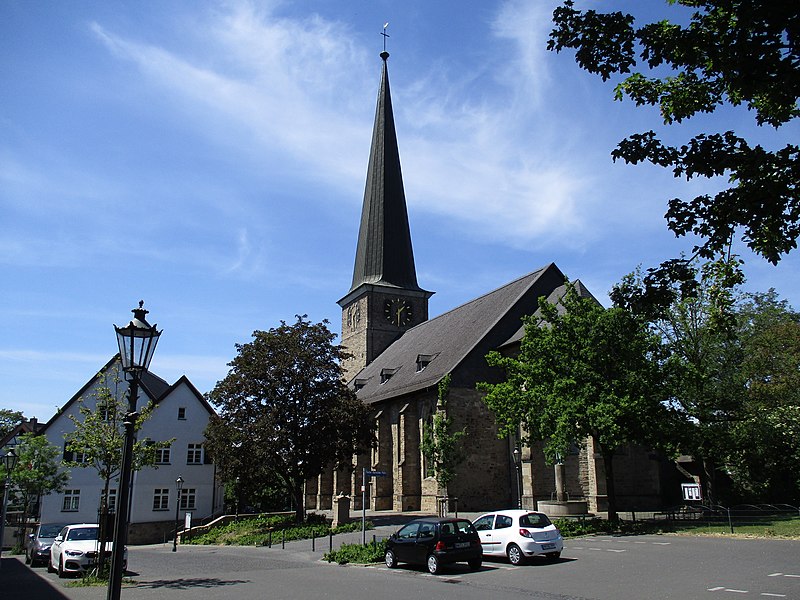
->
[381,22,390,52]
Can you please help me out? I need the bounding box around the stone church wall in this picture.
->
[445,387,513,511]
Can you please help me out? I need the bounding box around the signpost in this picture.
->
[362,468,387,545]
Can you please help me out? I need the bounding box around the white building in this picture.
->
[38,356,224,544]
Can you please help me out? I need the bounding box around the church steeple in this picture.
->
[339,51,432,381]
[349,51,423,294]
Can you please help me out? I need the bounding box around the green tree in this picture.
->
[64,367,170,575]
[0,409,24,440]
[479,284,675,521]
[9,433,69,548]
[615,264,800,503]
[548,1,800,275]
[726,291,800,501]
[421,374,466,493]
[204,316,372,523]
[615,263,744,503]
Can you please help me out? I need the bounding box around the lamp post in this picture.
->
[0,449,19,570]
[172,476,183,552]
[512,446,522,509]
[107,301,161,600]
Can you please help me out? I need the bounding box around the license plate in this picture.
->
[455,542,470,549]
[542,543,555,550]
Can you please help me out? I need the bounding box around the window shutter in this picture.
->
[203,445,213,464]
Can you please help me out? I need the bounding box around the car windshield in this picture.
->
[39,524,66,538]
[66,527,99,541]
[519,513,552,528]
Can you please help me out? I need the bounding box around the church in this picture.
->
[306,51,673,515]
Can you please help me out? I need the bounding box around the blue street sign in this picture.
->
[366,470,387,477]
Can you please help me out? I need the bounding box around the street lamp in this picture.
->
[512,446,522,509]
[108,301,161,600]
[0,449,19,570]
[172,476,183,552]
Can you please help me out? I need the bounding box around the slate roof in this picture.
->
[38,355,214,434]
[347,51,426,296]
[500,279,600,347]
[352,263,570,405]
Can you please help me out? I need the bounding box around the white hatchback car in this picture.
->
[472,509,563,565]
[48,523,126,578]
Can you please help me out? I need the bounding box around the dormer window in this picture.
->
[416,354,435,372]
[380,368,398,384]
[354,378,368,391]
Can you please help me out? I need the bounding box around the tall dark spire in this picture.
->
[348,52,422,293]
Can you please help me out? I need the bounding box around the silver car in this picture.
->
[25,522,71,567]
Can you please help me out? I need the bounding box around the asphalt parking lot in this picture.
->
[2,527,799,600]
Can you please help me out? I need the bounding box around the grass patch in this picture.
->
[186,513,372,546]
[324,539,387,565]
[64,574,136,587]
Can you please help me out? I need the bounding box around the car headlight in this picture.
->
[65,550,84,557]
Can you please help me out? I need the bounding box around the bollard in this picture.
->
[372,534,376,547]
[268,529,272,548]
[282,529,285,549]
[312,529,316,552]
[727,507,734,534]
[329,531,333,553]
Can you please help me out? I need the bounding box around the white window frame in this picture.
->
[62,489,80,512]
[155,446,171,465]
[179,488,196,511]
[153,488,170,511]
[187,443,203,465]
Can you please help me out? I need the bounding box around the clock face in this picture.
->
[384,298,413,326]
[346,304,361,330]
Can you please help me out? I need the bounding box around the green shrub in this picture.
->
[324,539,387,565]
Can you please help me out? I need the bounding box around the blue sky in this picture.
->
[3,0,799,421]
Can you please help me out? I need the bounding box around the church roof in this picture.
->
[352,263,570,404]
[347,51,424,295]
[500,279,599,348]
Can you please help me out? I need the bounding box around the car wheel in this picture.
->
[58,557,66,579]
[47,555,56,573]
[468,557,482,571]
[384,549,397,569]
[507,543,524,566]
[426,554,440,575]
[546,551,561,561]
[24,550,31,564]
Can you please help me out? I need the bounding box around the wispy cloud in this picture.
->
[86,1,595,249]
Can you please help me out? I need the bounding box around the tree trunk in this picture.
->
[701,456,716,505]
[97,478,111,576]
[292,484,305,524]
[601,448,618,523]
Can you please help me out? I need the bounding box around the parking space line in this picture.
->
[760,593,787,597]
